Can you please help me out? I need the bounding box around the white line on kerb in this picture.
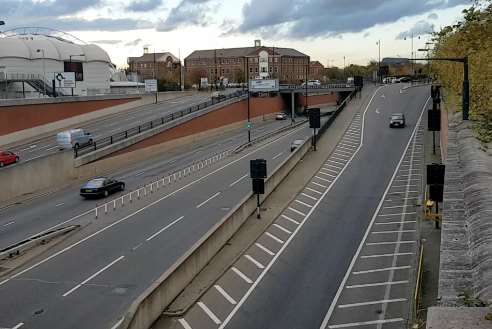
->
[319,94,430,329]
[196,192,221,208]
[255,242,275,256]
[229,173,248,187]
[306,187,323,195]
[217,86,385,329]
[328,318,403,328]
[197,301,222,324]
[231,267,253,284]
[265,232,285,244]
[273,223,292,234]
[245,254,265,269]
[288,207,306,216]
[301,193,318,201]
[178,318,193,329]
[214,285,237,304]
[62,255,125,297]
[145,216,185,241]
[338,298,406,308]
[295,199,313,208]
[281,214,300,225]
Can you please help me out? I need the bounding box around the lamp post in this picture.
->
[69,54,84,96]
[404,33,421,77]
[376,40,381,83]
[246,58,251,143]
[36,49,46,97]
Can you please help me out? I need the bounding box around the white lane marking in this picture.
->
[327,159,345,166]
[382,205,406,209]
[346,280,409,288]
[245,254,265,269]
[338,298,406,308]
[391,184,418,188]
[386,191,419,195]
[46,145,59,151]
[342,137,360,143]
[312,181,328,189]
[333,152,350,158]
[272,152,283,160]
[375,108,380,114]
[329,318,403,329]
[0,121,310,288]
[324,164,342,170]
[19,145,37,152]
[379,212,417,217]
[214,285,237,305]
[255,242,275,256]
[55,203,65,207]
[320,95,430,329]
[218,86,385,329]
[265,232,285,244]
[281,214,300,225]
[340,140,358,146]
[288,206,306,217]
[385,197,418,202]
[295,199,313,208]
[135,171,145,177]
[2,220,15,227]
[353,266,411,275]
[12,323,24,329]
[301,193,318,201]
[197,301,222,324]
[229,174,248,187]
[372,230,416,234]
[374,221,416,225]
[315,175,331,183]
[320,168,338,175]
[366,241,416,246]
[331,156,348,162]
[361,252,414,259]
[110,317,124,329]
[131,243,143,251]
[196,192,221,208]
[306,187,323,195]
[381,94,386,98]
[334,148,353,156]
[178,318,193,329]
[62,256,125,297]
[231,267,253,284]
[337,145,356,151]
[273,223,292,234]
[145,216,185,241]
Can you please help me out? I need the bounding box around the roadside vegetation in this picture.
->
[431,0,492,142]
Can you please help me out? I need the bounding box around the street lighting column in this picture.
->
[36,49,46,97]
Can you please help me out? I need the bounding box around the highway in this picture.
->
[160,84,430,329]
[4,90,240,163]
[0,110,318,329]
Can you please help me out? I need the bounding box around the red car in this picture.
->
[0,151,19,167]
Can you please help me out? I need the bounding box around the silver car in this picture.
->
[57,129,93,150]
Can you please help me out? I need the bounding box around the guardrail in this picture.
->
[74,90,247,157]
[279,83,355,90]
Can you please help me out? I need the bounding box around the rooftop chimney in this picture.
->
[254,39,261,47]
[143,47,149,54]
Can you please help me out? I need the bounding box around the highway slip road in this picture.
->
[160,84,429,329]
[0,111,323,329]
[4,91,221,163]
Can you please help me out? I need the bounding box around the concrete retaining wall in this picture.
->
[120,126,312,329]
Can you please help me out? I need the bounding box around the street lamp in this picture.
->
[36,49,46,97]
[376,40,381,83]
[69,54,84,96]
[404,33,421,76]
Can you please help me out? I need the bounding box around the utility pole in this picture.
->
[305,56,309,112]
[179,48,182,91]
[246,58,251,143]
[376,40,381,83]
[153,50,157,103]
[214,49,218,90]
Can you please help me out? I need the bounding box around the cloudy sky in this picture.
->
[1,0,471,67]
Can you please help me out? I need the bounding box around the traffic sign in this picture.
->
[246,122,253,129]
[145,79,158,92]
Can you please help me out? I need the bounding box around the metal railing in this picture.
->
[74,90,247,157]
[279,83,355,90]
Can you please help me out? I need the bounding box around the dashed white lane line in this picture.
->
[273,223,292,234]
[265,232,285,244]
[255,242,275,256]
[306,187,323,195]
[366,241,416,246]
[229,174,248,187]
[197,301,222,324]
[12,323,24,329]
[374,220,416,225]
[328,318,403,328]
[196,192,221,208]
[62,255,125,297]
[135,171,145,177]
[231,267,253,284]
[361,252,414,259]
[288,206,307,216]
[2,220,15,227]
[131,243,143,251]
[346,280,409,289]
[353,265,411,275]
[214,285,237,305]
[281,214,300,225]
[145,216,185,241]
[245,254,265,269]
[338,298,407,308]
[55,203,65,207]
[295,199,313,208]
[301,192,318,201]
[312,181,328,189]
[178,318,193,329]
[272,152,284,160]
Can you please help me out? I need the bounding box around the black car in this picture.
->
[389,113,406,128]
[80,177,125,198]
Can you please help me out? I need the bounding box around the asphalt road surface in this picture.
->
[160,84,430,329]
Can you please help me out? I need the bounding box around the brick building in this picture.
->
[127,50,181,82]
[184,41,309,85]
[309,61,325,80]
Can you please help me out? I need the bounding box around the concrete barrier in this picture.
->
[119,131,312,329]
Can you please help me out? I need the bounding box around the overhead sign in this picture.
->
[249,79,279,92]
[54,72,75,88]
[145,79,158,92]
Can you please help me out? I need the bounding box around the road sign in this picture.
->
[54,72,75,88]
[249,79,279,92]
[145,79,158,92]
[246,122,253,129]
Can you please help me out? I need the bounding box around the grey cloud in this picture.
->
[125,38,143,46]
[156,0,214,32]
[428,13,439,20]
[237,0,468,38]
[126,0,162,12]
[3,0,102,17]
[396,20,435,39]
[90,40,122,44]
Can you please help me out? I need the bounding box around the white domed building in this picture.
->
[0,28,114,98]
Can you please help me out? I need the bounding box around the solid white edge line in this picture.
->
[178,318,193,329]
[244,254,265,269]
[110,317,125,329]
[214,285,237,305]
[197,301,222,324]
[338,298,406,308]
[319,95,430,329]
[361,252,414,259]
[11,323,24,329]
[374,221,416,225]
[353,265,412,275]
[346,280,409,288]
[145,216,185,241]
[62,255,125,297]
[231,267,253,284]
[196,191,221,208]
[328,318,403,328]
[216,86,385,329]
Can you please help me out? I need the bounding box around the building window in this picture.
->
[255,67,258,73]
[249,67,253,73]
[275,67,278,73]
[269,67,272,72]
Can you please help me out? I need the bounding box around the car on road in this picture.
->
[211,91,227,101]
[0,150,19,167]
[290,139,304,152]
[389,113,406,128]
[398,76,412,83]
[57,128,93,150]
[80,177,125,198]
[301,80,321,87]
[276,113,288,120]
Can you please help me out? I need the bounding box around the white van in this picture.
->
[56,129,93,150]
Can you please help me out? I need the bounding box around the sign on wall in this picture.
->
[145,79,158,92]
[54,72,75,88]
[249,79,279,92]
